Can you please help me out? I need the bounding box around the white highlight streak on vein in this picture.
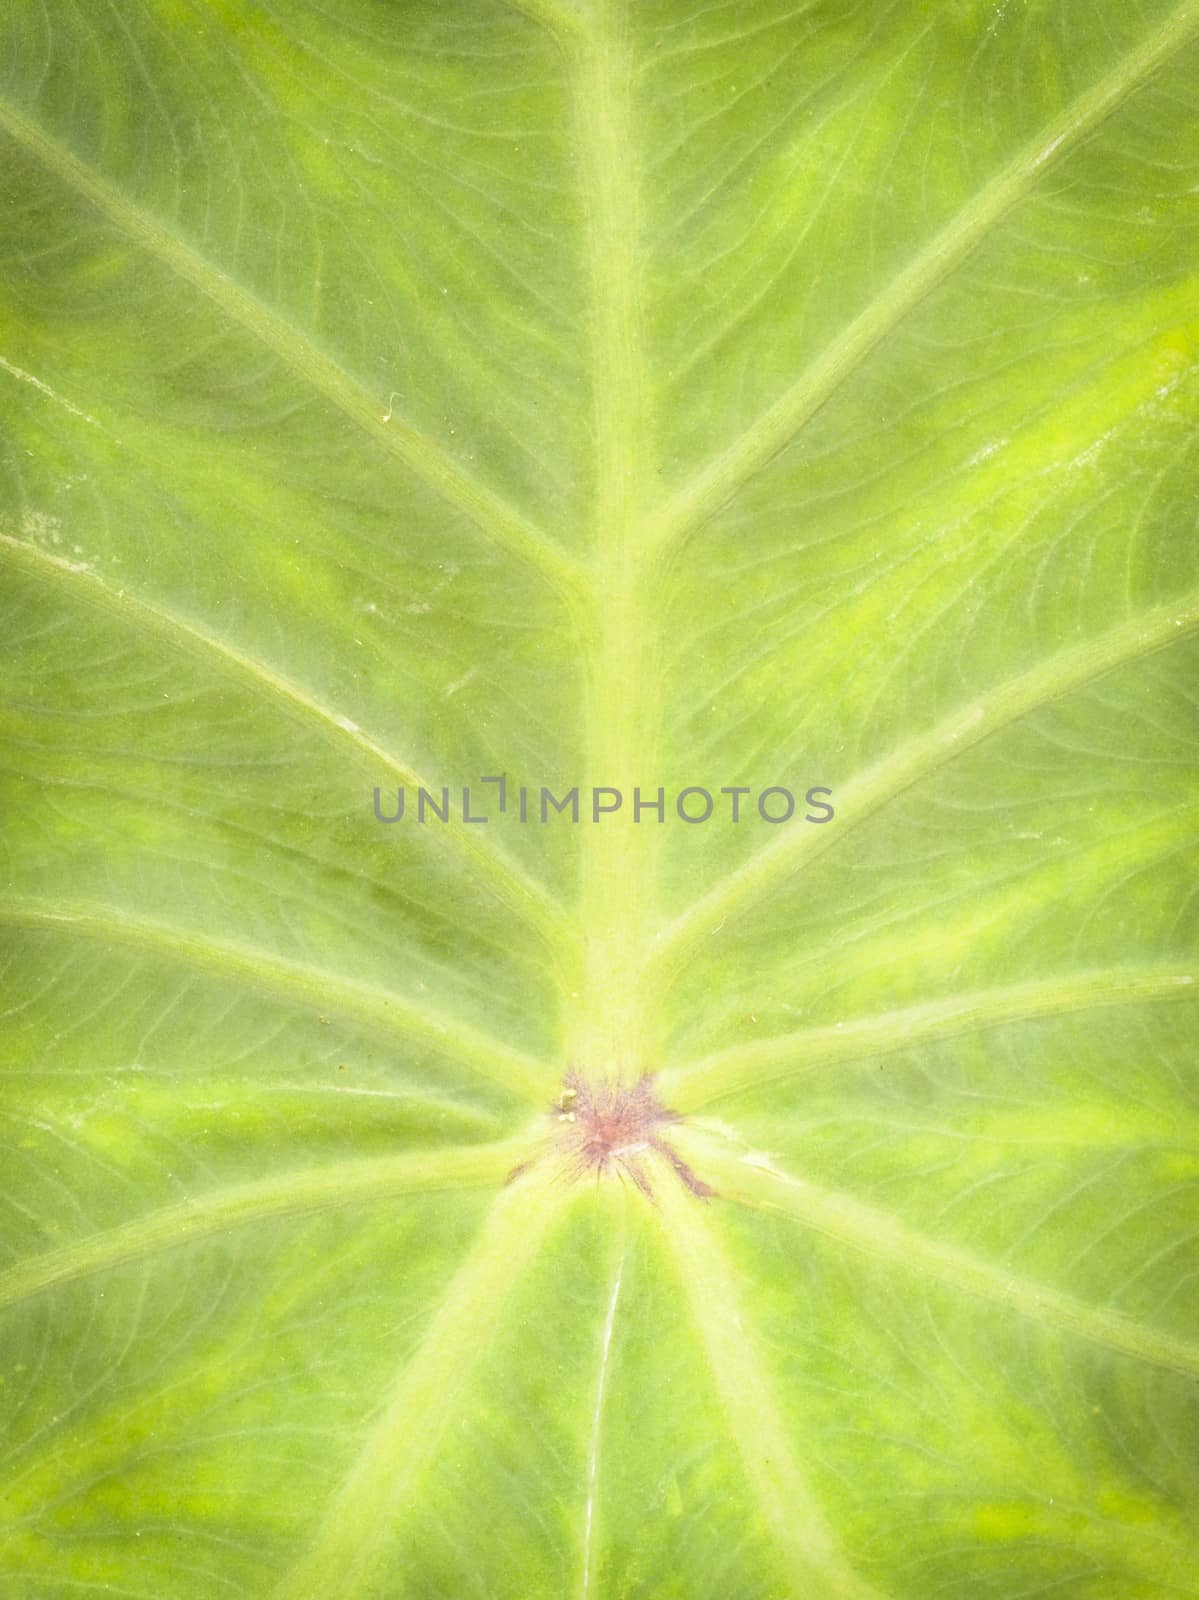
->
[581,1251,624,1600]
[0,352,101,427]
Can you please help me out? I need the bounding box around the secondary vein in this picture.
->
[505,0,583,37]
[274,1170,562,1600]
[654,1177,890,1600]
[644,0,1199,557]
[0,1137,531,1315]
[581,1231,625,1600]
[650,584,1199,988]
[689,1139,1199,1381]
[0,897,553,1102]
[0,531,571,949]
[0,95,587,604]
[662,967,1197,1106]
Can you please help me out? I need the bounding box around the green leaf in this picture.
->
[2,1,1198,1596]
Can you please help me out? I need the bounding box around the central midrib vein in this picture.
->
[570,0,659,1077]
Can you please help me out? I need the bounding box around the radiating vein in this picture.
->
[581,1231,625,1600]
[0,1137,530,1315]
[0,531,571,947]
[275,1171,561,1600]
[652,585,1199,983]
[645,0,1199,556]
[0,897,552,1102]
[663,968,1197,1106]
[0,96,586,604]
[686,1139,1199,1381]
[654,1178,889,1600]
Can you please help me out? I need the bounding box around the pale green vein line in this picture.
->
[581,1222,625,1600]
[654,1178,889,1600]
[663,968,1198,1106]
[505,0,583,37]
[644,0,1199,556]
[0,897,553,1102]
[0,1137,530,1315]
[576,0,650,520]
[0,96,587,605]
[0,532,571,948]
[567,0,663,1071]
[651,586,1199,985]
[275,1171,562,1600]
[686,1138,1199,1382]
[0,352,100,428]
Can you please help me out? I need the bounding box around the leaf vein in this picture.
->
[0,532,570,947]
[0,897,552,1102]
[694,1141,1199,1381]
[0,95,586,601]
[663,967,1198,1105]
[651,585,1199,983]
[0,1138,531,1316]
[645,0,1199,555]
